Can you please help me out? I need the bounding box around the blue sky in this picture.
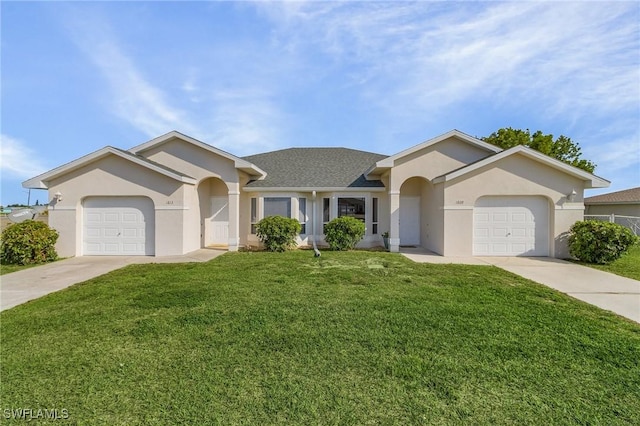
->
[2,1,639,206]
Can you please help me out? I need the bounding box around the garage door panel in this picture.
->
[83,197,154,256]
[492,212,508,222]
[474,196,548,256]
[474,228,489,238]
[492,227,508,237]
[511,227,527,238]
[104,213,120,222]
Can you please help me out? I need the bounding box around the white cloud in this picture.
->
[0,134,48,179]
[61,6,288,153]
[208,89,285,156]
[62,8,199,138]
[257,2,639,119]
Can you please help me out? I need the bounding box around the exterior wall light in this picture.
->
[54,192,63,202]
[567,189,577,202]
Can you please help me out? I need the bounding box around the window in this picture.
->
[323,198,330,233]
[251,197,308,235]
[264,197,291,218]
[299,198,307,234]
[250,197,257,234]
[338,197,365,222]
[372,197,378,234]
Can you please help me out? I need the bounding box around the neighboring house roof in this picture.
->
[432,145,610,188]
[584,187,640,205]
[23,146,198,189]
[243,148,387,190]
[129,131,267,179]
[367,129,501,176]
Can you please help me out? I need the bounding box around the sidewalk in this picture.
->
[401,248,640,324]
[0,248,225,311]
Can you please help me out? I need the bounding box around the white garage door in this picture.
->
[473,196,549,256]
[83,197,155,255]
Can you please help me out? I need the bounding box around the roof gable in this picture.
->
[366,129,501,176]
[243,147,386,190]
[129,131,266,179]
[432,145,610,188]
[23,146,197,189]
[584,187,640,204]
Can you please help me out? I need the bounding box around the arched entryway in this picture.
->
[198,178,229,247]
[399,177,435,249]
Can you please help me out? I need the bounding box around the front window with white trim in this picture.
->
[250,196,307,235]
[338,197,365,222]
[299,197,307,234]
[264,197,291,218]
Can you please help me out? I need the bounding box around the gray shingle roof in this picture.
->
[243,148,387,189]
[584,187,640,204]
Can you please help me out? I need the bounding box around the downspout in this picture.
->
[311,191,321,257]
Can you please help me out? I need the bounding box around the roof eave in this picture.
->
[130,131,267,179]
[381,129,502,169]
[584,201,639,205]
[433,146,610,188]
[22,146,196,189]
[242,186,387,192]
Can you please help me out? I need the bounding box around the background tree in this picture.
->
[482,128,596,173]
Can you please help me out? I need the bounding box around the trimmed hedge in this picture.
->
[1,220,59,265]
[324,216,366,250]
[568,220,638,264]
[256,216,301,252]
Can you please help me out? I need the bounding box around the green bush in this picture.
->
[256,216,301,252]
[568,220,638,264]
[1,220,59,265]
[324,216,366,250]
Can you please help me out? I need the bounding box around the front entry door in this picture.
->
[400,196,420,246]
[210,196,229,245]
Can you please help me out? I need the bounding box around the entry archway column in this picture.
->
[228,189,240,251]
[389,190,400,252]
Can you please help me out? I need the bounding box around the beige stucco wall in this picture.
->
[141,137,244,251]
[441,153,586,258]
[585,203,640,217]
[46,155,191,257]
[385,137,494,253]
[141,138,240,183]
[241,190,388,249]
[389,137,493,192]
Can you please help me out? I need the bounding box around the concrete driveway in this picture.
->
[0,248,225,312]
[402,248,640,324]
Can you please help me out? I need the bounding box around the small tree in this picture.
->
[483,128,596,173]
[255,216,301,252]
[1,220,59,265]
[324,216,366,250]
[568,220,638,264]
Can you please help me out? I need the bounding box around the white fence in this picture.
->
[584,214,640,236]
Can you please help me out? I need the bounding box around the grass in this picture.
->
[0,262,44,275]
[0,257,64,275]
[571,244,640,281]
[1,251,639,424]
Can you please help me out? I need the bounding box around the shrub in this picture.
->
[256,216,301,252]
[1,220,59,265]
[568,220,638,264]
[324,216,366,250]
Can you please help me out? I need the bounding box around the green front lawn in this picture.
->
[0,262,42,275]
[1,251,639,424]
[572,244,640,281]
